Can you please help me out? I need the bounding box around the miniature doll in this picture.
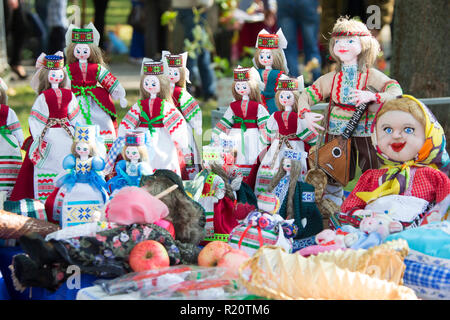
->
[0,77,24,198]
[105,59,190,177]
[254,75,323,196]
[253,28,289,114]
[211,66,270,178]
[11,54,83,202]
[162,50,202,179]
[11,186,201,292]
[45,124,109,229]
[341,96,450,229]
[297,17,403,212]
[266,150,323,239]
[65,23,128,151]
[106,131,152,196]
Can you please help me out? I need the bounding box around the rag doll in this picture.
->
[211,66,270,178]
[298,17,403,212]
[162,50,202,179]
[253,75,322,196]
[267,150,323,239]
[341,95,450,229]
[253,28,288,114]
[106,59,190,177]
[11,54,84,202]
[45,124,109,228]
[0,77,24,198]
[65,23,128,151]
[140,169,207,245]
[10,186,200,292]
[106,131,152,196]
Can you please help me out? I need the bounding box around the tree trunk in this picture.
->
[391,0,450,145]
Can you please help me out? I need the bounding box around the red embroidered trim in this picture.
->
[100,72,118,91]
[298,108,311,119]
[336,71,343,103]
[311,84,322,101]
[375,93,381,104]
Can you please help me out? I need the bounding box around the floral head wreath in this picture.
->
[161,50,190,83]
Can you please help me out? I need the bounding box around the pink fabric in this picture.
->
[154,219,175,238]
[106,186,169,225]
[297,245,347,257]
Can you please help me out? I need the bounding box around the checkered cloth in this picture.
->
[104,136,125,175]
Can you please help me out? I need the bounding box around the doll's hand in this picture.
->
[350,89,377,107]
[230,174,243,191]
[119,97,128,108]
[303,112,325,135]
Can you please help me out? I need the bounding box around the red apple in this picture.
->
[129,240,170,272]
[197,241,232,267]
[217,249,250,279]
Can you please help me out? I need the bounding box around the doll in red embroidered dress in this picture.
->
[297,17,403,213]
[11,54,84,202]
[0,77,24,198]
[162,51,202,180]
[64,23,128,151]
[341,96,450,229]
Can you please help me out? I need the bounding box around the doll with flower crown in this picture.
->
[10,54,85,202]
[0,77,24,198]
[297,17,403,212]
[162,51,202,179]
[253,75,323,196]
[65,23,128,151]
[45,124,109,228]
[105,59,190,177]
[106,131,152,196]
[253,28,289,114]
[341,96,450,229]
[211,66,270,178]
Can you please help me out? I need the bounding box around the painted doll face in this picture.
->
[125,146,141,161]
[168,67,180,84]
[234,81,251,96]
[333,36,362,64]
[376,110,426,162]
[143,75,160,95]
[48,69,64,85]
[282,158,292,173]
[75,141,90,158]
[278,90,295,108]
[258,49,273,67]
[73,44,91,60]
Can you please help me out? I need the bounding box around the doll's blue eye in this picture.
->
[260,54,264,59]
[349,40,354,43]
[404,127,414,134]
[384,127,393,134]
[266,54,271,59]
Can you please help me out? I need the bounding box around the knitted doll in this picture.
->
[341,96,450,229]
[0,77,24,198]
[45,124,109,228]
[253,28,288,114]
[106,59,190,177]
[65,23,128,151]
[267,150,323,239]
[106,131,152,196]
[162,51,202,180]
[11,54,84,202]
[254,75,322,196]
[211,66,270,178]
[11,186,201,292]
[297,17,403,212]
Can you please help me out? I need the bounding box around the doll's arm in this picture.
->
[261,113,278,145]
[340,169,381,214]
[297,114,322,146]
[7,107,25,148]
[213,175,226,200]
[297,72,335,115]
[162,101,190,150]
[369,68,403,104]
[257,104,271,145]
[118,103,141,138]
[28,94,49,140]
[92,156,106,172]
[67,93,82,126]
[98,65,128,108]
[211,107,234,144]
[179,89,202,136]
[62,154,76,171]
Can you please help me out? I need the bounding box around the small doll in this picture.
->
[45,124,109,228]
[267,150,323,239]
[106,131,152,196]
[162,50,202,179]
[11,54,84,202]
[341,96,450,229]
[106,59,190,177]
[12,186,201,292]
[253,28,289,114]
[254,75,322,196]
[297,17,403,211]
[0,77,24,198]
[65,23,128,151]
[211,66,270,178]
